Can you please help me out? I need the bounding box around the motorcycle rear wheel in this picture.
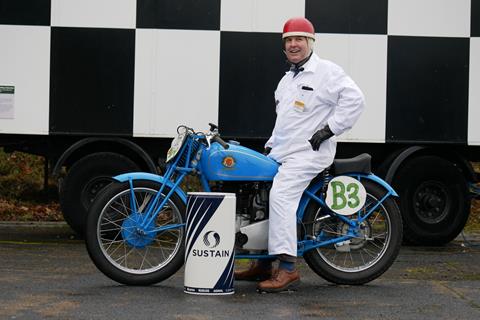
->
[85,180,186,285]
[302,180,402,285]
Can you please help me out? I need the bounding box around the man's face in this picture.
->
[284,36,310,64]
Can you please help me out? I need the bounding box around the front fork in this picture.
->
[132,171,210,234]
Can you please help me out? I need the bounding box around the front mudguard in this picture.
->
[113,172,188,204]
[297,173,398,221]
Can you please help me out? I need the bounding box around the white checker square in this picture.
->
[469,38,480,146]
[388,0,470,37]
[221,0,304,32]
[51,0,136,29]
[315,34,388,143]
[134,29,220,137]
[0,26,50,135]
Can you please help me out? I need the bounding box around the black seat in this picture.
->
[333,153,371,175]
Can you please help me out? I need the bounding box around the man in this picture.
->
[235,17,365,292]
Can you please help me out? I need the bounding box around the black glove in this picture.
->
[309,125,334,151]
[263,147,272,155]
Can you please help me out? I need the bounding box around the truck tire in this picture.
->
[60,152,139,235]
[393,155,470,246]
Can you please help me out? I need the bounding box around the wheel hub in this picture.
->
[413,181,449,224]
[81,177,113,207]
[121,213,157,248]
[339,220,371,250]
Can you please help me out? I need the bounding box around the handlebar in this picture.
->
[212,135,229,149]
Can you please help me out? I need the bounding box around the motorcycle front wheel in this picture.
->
[85,180,186,285]
[302,180,402,285]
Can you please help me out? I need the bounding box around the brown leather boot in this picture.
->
[257,268,300,293]
[234,261,273,281]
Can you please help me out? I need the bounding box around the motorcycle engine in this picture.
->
[211,181,270,249]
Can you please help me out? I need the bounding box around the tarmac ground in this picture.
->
[1,222,480,320]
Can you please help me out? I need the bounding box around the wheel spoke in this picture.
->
[100,238,125,244]
[363,247,379,259]
[114,245,135,266]
[371,232,387,239]
[369,211,381,226]
[359,250,366,266]
[136,193,151,213]
[107,202,130,219]
[118,196,131,215]
[100,216,124,228]
[104,227,124,253]
[138,247,151,270]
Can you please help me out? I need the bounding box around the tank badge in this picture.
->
[222,156,235,168]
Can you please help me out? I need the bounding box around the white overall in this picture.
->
[266,53,365,257]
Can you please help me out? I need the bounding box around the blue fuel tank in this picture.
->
[200,142,279,181]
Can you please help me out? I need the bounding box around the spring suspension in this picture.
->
[321,167,333,197]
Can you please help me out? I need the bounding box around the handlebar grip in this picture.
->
[208,123,218,131]
[213,135,229,149]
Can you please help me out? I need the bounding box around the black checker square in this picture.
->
[305,0,387,35]
[50,27,135,135]
[0,0,50,26]
[219,32,285,138]
[472,0,480,37]
[137,0,220,30]
[386,36,470,143]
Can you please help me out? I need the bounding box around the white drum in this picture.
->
[184,192,236,295]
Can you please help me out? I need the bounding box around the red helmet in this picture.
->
[282,17,315,40]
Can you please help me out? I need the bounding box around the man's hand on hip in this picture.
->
[309,125,334,151]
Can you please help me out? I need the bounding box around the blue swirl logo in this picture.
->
[203,231,220,248]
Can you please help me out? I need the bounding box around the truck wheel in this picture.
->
[394,155,470,246]
[60,152,139,235]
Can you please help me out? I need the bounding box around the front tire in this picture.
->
[302,180,402,285]
[85,180,186,285]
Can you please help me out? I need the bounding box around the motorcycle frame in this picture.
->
[113,133,398,259]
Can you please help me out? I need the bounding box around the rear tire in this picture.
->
[302,180,402,285]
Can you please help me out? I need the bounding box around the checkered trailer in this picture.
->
[1,0,479,244]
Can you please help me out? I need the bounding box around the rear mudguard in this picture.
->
[113,172,188,204]
[297,173,398,221]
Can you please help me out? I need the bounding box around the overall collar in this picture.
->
[288,51,318,77]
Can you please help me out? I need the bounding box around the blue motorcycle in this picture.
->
[85,124,402,286]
